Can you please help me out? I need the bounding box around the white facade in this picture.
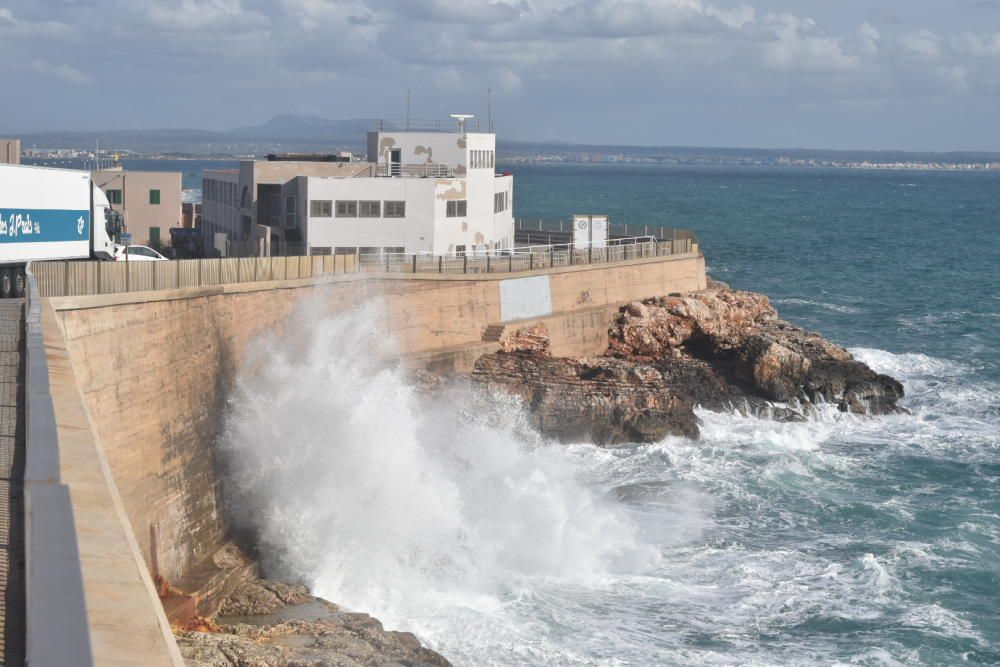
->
[199,124,514,257]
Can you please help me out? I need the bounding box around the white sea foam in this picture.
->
[217,309,998,665]
[219,300,661,663]
[775,297,864,314]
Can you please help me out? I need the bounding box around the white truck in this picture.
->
[0,163,121,298]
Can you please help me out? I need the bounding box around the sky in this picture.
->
[1,0,999,151]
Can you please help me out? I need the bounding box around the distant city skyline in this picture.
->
[2,0,999,152]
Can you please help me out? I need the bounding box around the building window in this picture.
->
[359,200,381,218]
[456,244,466,256]
[384,201,405,218]
[107,189,122,205]
[149,189,161,205]
[447,200,467,217]
[149,227,160,247]
[336,200,358,217]
[310,200,333,217]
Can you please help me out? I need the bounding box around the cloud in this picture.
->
[0,0,998,149]
[30,59,92,84]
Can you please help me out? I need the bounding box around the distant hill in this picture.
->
[14,114,1000,164]
[228,114,371,141]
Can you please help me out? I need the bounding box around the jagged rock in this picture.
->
[499,324,551,356]
[217,579,312,617]
[471,286,904,446]
[473,352,699,443]
[177,577,450,667]
[178,615,450,667]
[607,289,777,360]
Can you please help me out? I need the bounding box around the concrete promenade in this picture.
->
[0,300,25,667]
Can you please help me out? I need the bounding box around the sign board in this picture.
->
[590,214,608,248]
[573,215,590,247]
[120,232,132,246]
[572,214,609,248]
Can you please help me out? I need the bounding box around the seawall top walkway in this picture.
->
[30,234,699,299]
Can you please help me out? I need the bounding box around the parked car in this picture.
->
[115,245,168,261]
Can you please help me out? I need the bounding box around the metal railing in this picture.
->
[371,118,481,133]
[515,219,698,242]
[374,163,456,178]
[357,236,696,274]
[30,234,698,297]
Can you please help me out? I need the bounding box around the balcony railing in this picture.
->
[374,163,456,178]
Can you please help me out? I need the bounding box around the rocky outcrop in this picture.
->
[176,578,450,667]
[475,353,699,444]
[473,286,904,444]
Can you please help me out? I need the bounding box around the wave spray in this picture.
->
[218,301,657,661]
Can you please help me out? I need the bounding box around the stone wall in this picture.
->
[48,252,706,598]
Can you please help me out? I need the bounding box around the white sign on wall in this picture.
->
[572,215,590,248]
[499,275,552,322]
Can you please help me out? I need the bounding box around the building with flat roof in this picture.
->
[92,169,182,248]
[0,138,20,165]
[201,118,513,256]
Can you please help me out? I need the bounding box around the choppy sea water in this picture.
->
[219,165,999,665]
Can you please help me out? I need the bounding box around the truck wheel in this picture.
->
[0,269,12,299]
[14,269,26,298]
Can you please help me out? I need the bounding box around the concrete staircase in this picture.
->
[482,324,506,342]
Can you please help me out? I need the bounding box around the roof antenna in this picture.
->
[488,88,493,133]
[450,114,474,134]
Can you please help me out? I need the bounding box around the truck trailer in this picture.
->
[0,163,121,298]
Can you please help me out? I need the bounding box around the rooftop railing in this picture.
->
[370,118,482,133]
[374,163,456,178]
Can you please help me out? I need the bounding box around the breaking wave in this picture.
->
[219,305,1000,665]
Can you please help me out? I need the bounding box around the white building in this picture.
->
[201,119,513,256]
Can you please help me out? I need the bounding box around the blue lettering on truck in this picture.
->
[0,209,90,243]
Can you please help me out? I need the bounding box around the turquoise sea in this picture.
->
[34,157,1000,664]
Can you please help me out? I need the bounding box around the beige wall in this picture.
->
[49,253,706,593]
[93,169,182,247]
[0,137,19,164]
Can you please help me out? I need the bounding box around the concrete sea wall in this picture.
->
[29,252,705,664]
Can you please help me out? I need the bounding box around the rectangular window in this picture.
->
[359,200,381,218]
[149,189,160,205]
[447,200,467,217]
[149,227,160,247]
[310,200,333,217]
[107,189,122,205]
[285,195,296,227]
[384,200,405,218]
[336,200,358,217]
[456,244,466,256]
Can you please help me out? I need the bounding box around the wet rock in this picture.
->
[178,615,450,667]
[474,352,699,444]
[472,286,903,445]
[217,579,312,617]
[176,577,450,667]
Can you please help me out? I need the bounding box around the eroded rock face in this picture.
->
[176,578,451,667]
[474,353,699,443]
[472,286,904,445]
